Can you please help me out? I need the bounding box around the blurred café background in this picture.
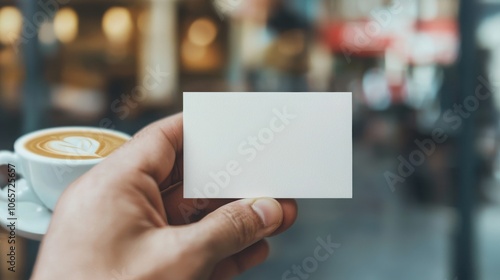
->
[1,0,500,279]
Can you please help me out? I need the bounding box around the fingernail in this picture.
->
[251,198,282,227]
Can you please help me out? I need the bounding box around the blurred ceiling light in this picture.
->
[102,7,133,44]
[0,6,23,44]
[54,8,78,43]
[187,18,217,46]
[39,21,57,45]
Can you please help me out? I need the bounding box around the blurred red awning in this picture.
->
[321,18,458,64]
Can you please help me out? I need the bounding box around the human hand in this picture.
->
[32,113,298,280]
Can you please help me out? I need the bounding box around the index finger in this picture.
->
[106,113,183,185]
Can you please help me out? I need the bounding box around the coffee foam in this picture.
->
[24,130,128,159]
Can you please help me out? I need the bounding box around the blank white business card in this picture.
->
[183,92,352,199]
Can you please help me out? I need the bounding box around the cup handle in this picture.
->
[0,151,21,201]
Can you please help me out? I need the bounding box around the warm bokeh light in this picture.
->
[187,18,218,47]
[182,40,207,61]
[102,7,133,44]
[39,22,57,45]
[0,6,23,44]
[137,10,148,35]
[181,40,221,71]
[54,8,79,43]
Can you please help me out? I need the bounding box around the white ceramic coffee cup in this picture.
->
[0,127,131,211]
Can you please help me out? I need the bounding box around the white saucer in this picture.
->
[0,179,52,241]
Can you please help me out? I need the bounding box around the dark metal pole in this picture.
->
[17,0,48,279]
[19,0,48,133]
[454,0,478,279]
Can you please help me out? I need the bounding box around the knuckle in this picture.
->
[218,205,260,246]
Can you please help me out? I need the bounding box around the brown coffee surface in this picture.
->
[24,130,128,159]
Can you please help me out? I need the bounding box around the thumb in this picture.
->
[185,198,283,260]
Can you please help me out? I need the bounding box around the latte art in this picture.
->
[46,136,101,157]
[25,130,128,159]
